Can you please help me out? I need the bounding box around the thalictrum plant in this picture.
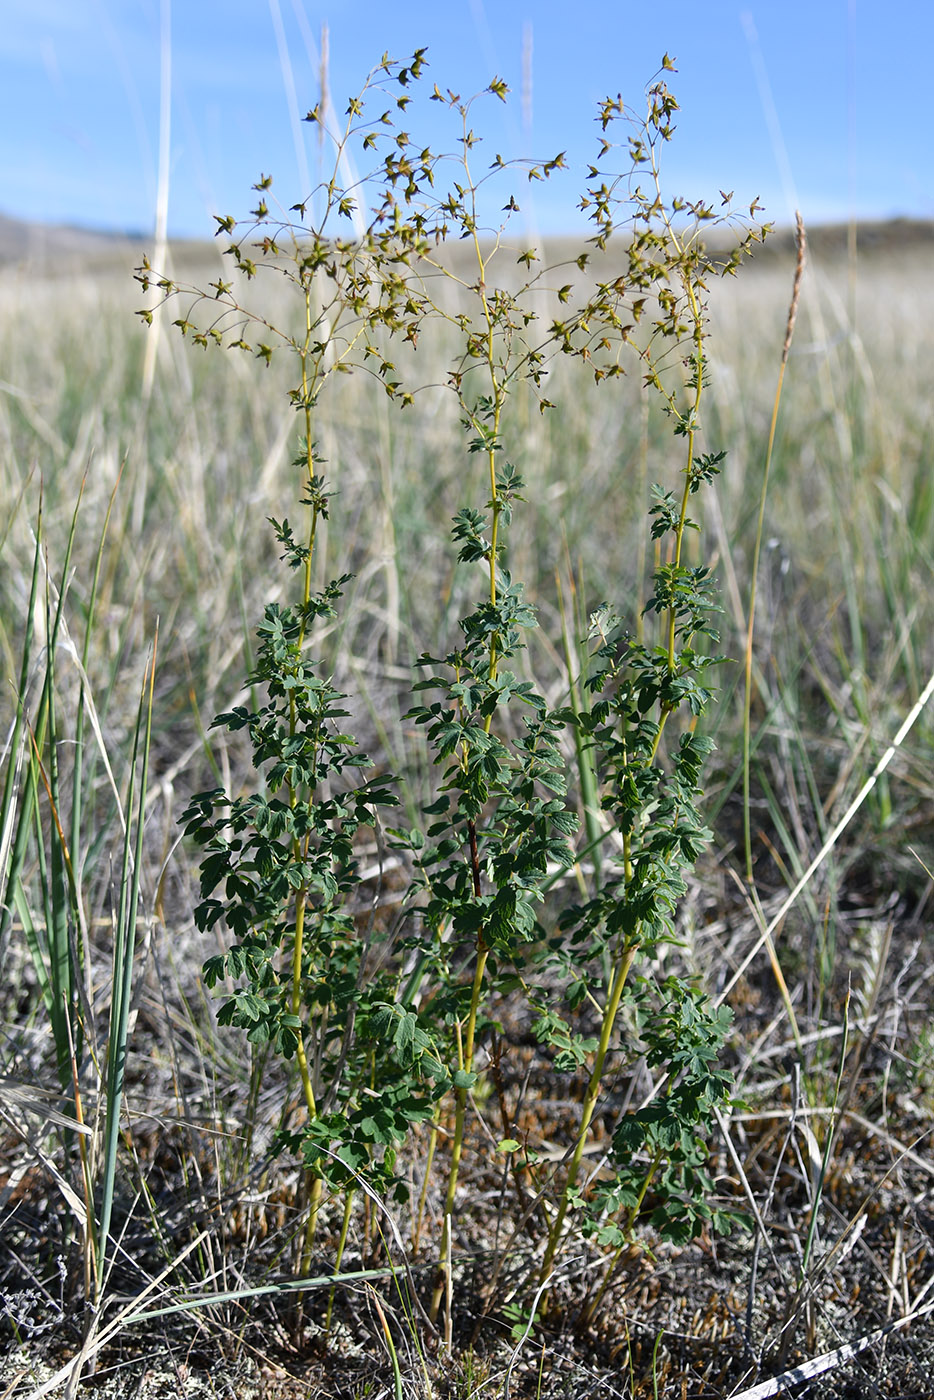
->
[142,49,767,1339]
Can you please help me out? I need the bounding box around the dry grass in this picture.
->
[1,220,933,1398]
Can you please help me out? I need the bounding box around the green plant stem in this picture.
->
[325,1189,355,1333]
[465,171,504,690]
[539,939,637,1289]
[290,892,321,1268]
[412,1115,439,1256]
[298,285,319,645]
[651,309,702,764]
[557,567,602,893]
[429,940,489,1327]
[429,183,509,1334]
[291,893,318,1120]
[581,1147,663,1325]
[288,361,324,1253]
[299,1173,323,1279]
[666,228,705,672]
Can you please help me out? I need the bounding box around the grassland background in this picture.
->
[1,219,934,1397]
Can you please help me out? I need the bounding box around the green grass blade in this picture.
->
[71,470,120,917]
[2,481,86,1036]
[42,580,76,1088]
[0,509,44,951]
[0,512,43,885]
[97,629,157,1290]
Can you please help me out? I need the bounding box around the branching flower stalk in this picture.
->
[537,63,767,1295]
[154,51,449,1274]
[288,288,334,1255]
[430,126,504,1328]
[540,220,713,1288]
[368,83,581,1331]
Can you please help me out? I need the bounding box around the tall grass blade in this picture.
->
[97,627,157,1292]
[0,511,42,948]
[70,469,122,948]
[2,485,87,1090]
[42,571,76,1090]
[743,212,806,884]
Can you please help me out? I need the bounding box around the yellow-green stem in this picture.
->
[429,173,508,1331]
[325,1189,355,1333]
[667,292,705,672]
[291,892,318,1121]
[464,180,504,693]
[582,1147,663,1325]
[412,1115,439,1256]
[429,942,490,1325]
[539,941,637,1288]
[648,276,706,765]
[484,389,504,696]
[299,1171,323,1276]
[298,287,319,644]
[287,310,324,1259]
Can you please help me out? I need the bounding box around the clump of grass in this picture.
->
[0,477,158,1389]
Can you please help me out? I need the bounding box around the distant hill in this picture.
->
[0,213,150,273]
[0,214,211,276]
[0,211,930,278]
[750,216,934,261]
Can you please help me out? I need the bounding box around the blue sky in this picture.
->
[3,0,931,239]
